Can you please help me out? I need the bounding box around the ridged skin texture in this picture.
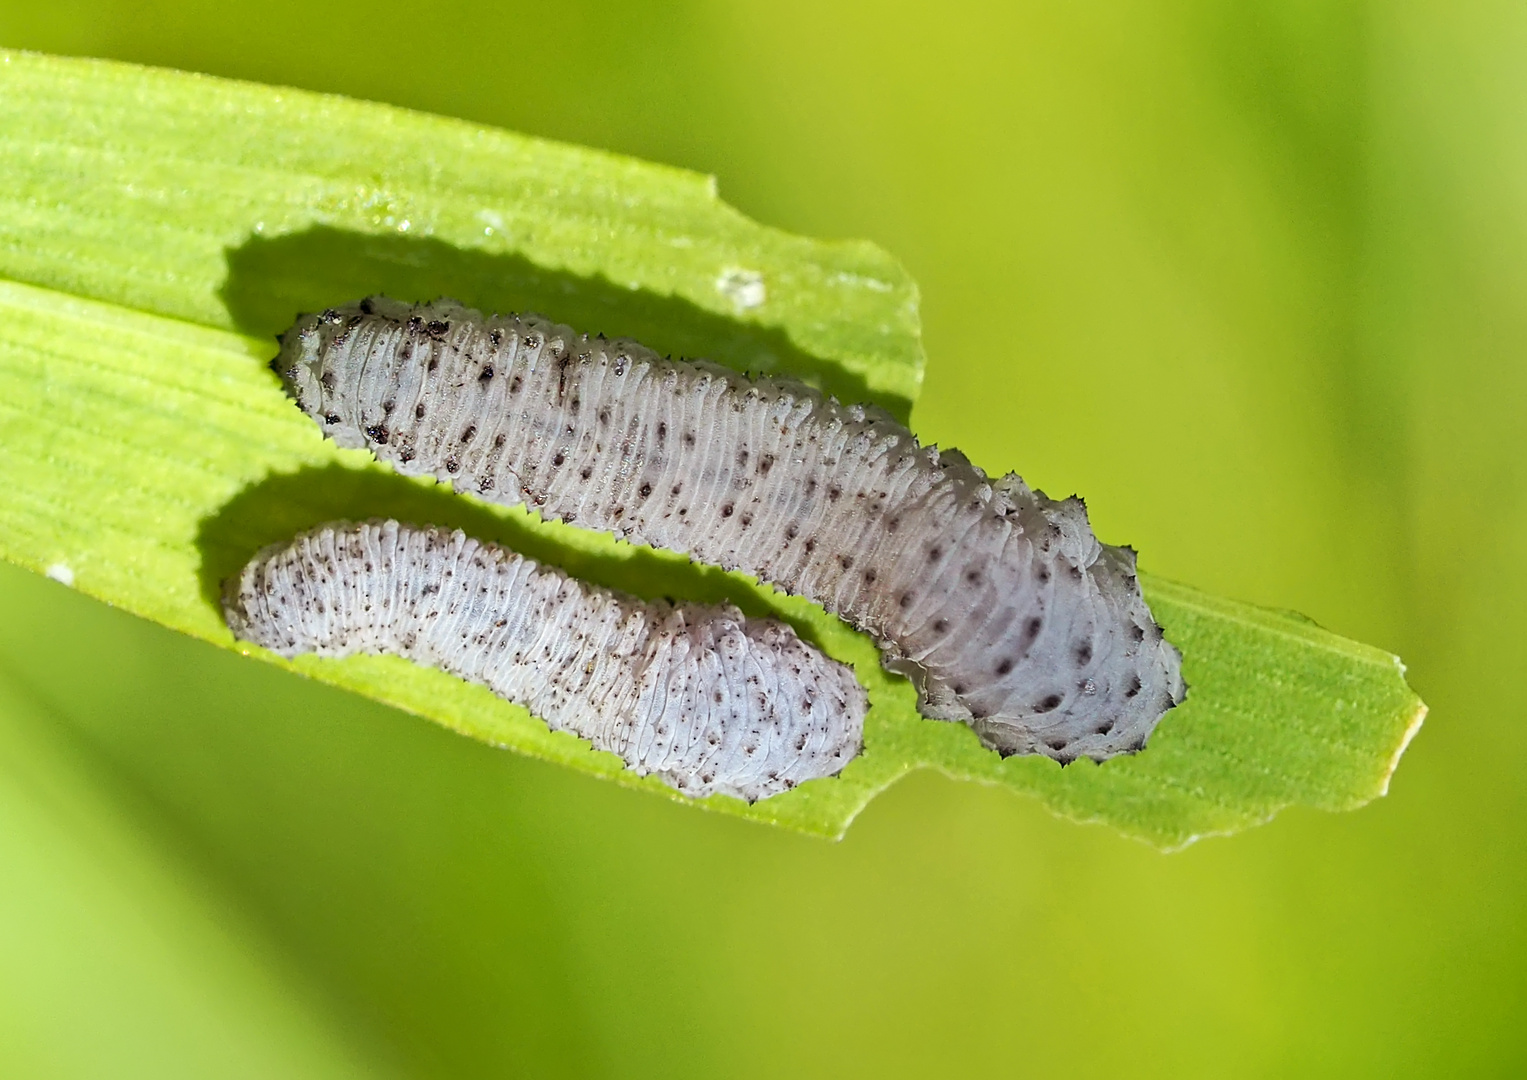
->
[224,521,865,802]
[276,297,1185,762]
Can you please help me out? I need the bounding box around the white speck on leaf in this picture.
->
[45,563,74,587]
[716,267,766,310]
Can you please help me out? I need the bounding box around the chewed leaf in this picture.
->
[0,53,1423,844]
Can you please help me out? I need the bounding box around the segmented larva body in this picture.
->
[276,297,1185,762]
[224,520,865,802]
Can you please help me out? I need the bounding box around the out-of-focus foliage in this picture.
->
[0,1,1522,1076]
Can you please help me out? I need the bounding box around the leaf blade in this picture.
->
[0,52,1424,844]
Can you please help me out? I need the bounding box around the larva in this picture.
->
[275,297,1185,763]
[223,520,865,802]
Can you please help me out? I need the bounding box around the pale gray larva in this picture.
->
[224,520,865,802]
[275,297,1185,763]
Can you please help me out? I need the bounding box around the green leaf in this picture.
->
[0,51,1423,846]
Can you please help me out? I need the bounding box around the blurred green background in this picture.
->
[0,1,1522,1076]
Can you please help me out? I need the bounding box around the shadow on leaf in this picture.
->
[194,464,844,654]
[219,225,908,421]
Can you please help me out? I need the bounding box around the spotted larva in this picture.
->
[223,520,865,802]
[275,297,1185,763]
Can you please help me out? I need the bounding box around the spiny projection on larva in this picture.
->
[224,520,866,802]
[274,297,1186,763]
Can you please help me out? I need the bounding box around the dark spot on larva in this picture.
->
[426,319,450,338]
[740,514,752,528]
[933,618,949,633]
[399,448,415,463]
[569,396,580,414]
[928,545,943,561]
[1069,563,1084,581]
[381,399,395,414]
[597,407,610,425]
[886,517,900,532]
[953,683,968,695]
[427,356,439,373]
[479,365,494,382]
[1038,568,1050,583]
[758,453,774,475]
[320,370,336,390]
[580,466,593,480]
[683,431,696,447]
[1026,616,1043,639]
[1037,694,1063,713]
[365,424,390,444]
[996,658,1014,676]
[656,421,666,442]
[488,328,502,346]
[407,315,424,333]
[804,538,816,554]
[965,570,981,585]
[415,402,426,419]
[478,476,494,493]
[552,452,565,467]
[721,502,734,517]
[671,482,683,496]
[638,483,652,499]
[445,458,459,473]
[828,485,842,501]
[1130,623,1146,643]
[786,523,799,540]
[359,297,375,314]
[460,425,476,443]
[1046,737,1068,752]
[737,449,749,467]
[838,554,853,570]
[509,376,523,394]
[320,308,342,324]
[899,593,912,609]
[324,413,340,425]
[1074,642,1093,665]
[863,569,876,583]
[493,433,506,449]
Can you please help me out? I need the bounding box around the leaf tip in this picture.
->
[1378,696,1428,798]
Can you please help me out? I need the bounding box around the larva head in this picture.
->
[274,304,363,450]
[272,296,427,452]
